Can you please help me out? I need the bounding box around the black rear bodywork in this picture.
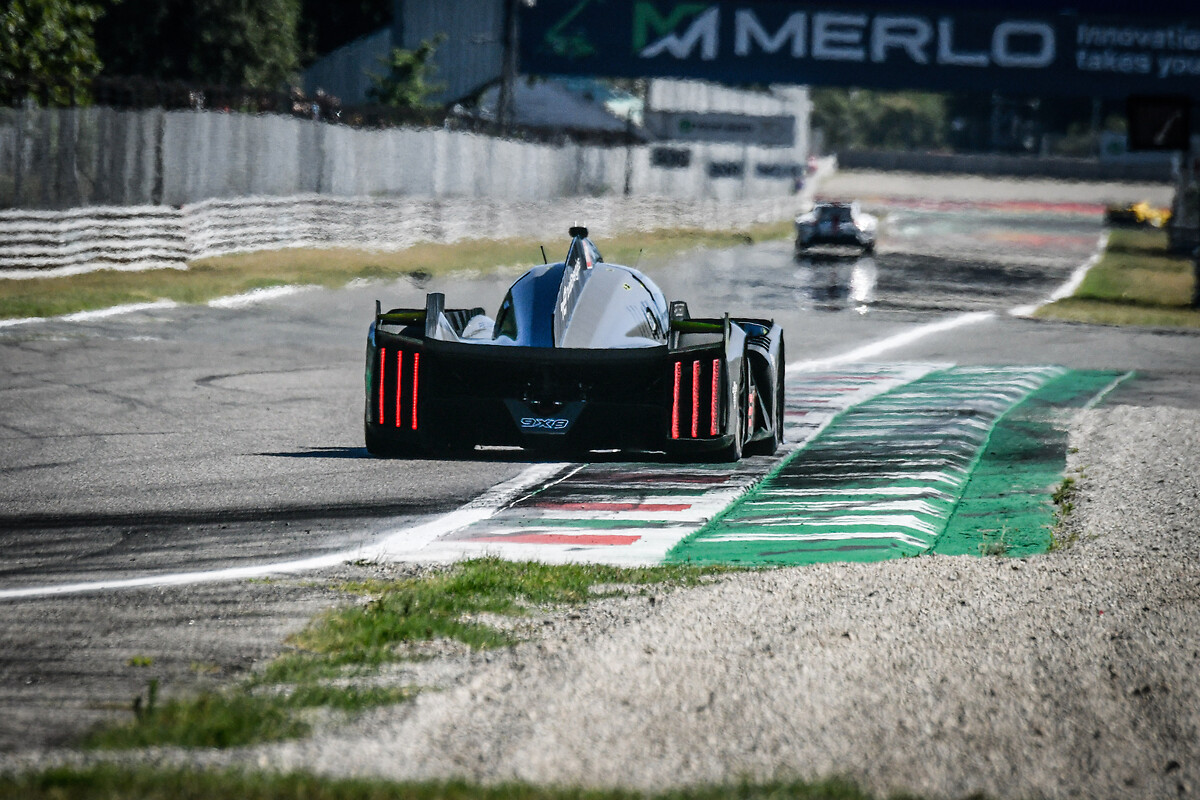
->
[364,231,785,461]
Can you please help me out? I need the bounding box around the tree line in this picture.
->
[0,0,440,107]
[811,87,1126,156]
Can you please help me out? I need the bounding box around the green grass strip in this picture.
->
[0,223,792,320]
[1037,227,1200,328]
[0,766,901,800]
[82,682,418,750]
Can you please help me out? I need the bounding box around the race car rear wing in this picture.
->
[375,294,486,340]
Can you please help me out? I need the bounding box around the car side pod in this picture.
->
[669,305,786,460]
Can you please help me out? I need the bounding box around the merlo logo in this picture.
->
[633,3,717,59]
[632,3,710,50]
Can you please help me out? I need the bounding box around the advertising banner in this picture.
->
[519,1,1200,98]
[644,111,796,144]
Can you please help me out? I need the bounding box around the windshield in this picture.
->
[819,206,852,223]
[493,291,517,341]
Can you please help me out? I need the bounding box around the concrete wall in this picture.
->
[0,107,161,209]
[1,106,812,211]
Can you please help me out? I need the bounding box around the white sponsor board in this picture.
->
[645,111,796,146]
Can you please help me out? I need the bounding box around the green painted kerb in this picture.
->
[666,368,1130,567]
[934,369,1128,557]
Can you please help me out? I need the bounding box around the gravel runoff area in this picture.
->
[69,401,1181,800]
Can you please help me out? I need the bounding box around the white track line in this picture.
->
[60,300,180,322]
[0,300,181,329]
[1083,370,1136,411]
[208,285,314,308]
[0,285,313,328]
[0,552,354,601]
[788,311,993,372]
[1009,231,1109,317]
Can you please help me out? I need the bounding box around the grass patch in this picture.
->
[0,766,898,800]
[1050,476,1080,551]
[977,526,1010,557]
[0,224,791,320]
[283,558,730,673]
[1035,297,1200,328]
[84,688,308,750]
[1037,227,1200,328]
[83,679,417,750]
[83,559,729,750]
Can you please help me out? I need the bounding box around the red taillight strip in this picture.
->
[411,352,420,430]
[395,350,404,428]
[748,386,756,432]
[671,361,681,440]
[691,360,700,438]
[378,348,387,424]
[710,358,720,436]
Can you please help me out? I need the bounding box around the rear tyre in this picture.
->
[744,351,785,457]
[776,337,786,447]
[365,424,395,457]
[365,424,422,458]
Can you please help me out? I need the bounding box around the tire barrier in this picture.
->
[0,193,803,278]
[0,205,190,277]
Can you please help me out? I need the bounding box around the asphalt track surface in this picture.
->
[1,178,1198,750]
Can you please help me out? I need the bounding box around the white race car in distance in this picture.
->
[795,201,877,254]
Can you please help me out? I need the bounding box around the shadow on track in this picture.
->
[258,445,743,466]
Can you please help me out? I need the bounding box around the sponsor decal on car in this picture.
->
[520,417,571,430]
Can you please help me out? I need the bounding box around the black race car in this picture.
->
[795,201,877,254]
[365,227,784,461]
